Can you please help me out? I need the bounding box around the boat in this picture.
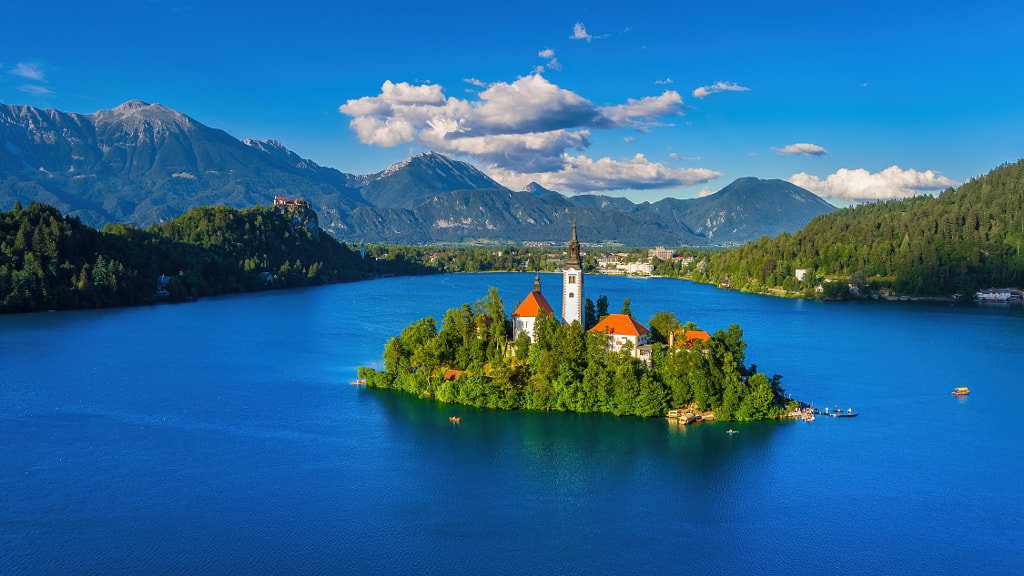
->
[952,387,970,396]
[727,429,739,435]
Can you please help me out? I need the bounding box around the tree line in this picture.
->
[359,287,788,421]
[660,159,1024,297]
[0,201,434,314]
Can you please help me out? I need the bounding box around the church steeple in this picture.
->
[568,217,582,268]
[534,274,541,292]
[562,218,584,325]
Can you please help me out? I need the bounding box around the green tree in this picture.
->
[647,310,683,344]
[584,298,597,329]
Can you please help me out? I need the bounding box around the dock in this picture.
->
[786,402,858,421]
[350,379,366,386]
[813,408,858,418]
[666,408,713,426]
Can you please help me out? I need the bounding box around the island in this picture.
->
[359,223,793,421]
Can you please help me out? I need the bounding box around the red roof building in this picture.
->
[670,329,711,349]
[590,313,651,356]
[512,275,555,343]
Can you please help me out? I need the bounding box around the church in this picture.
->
[511,221,652,362]
[511,220,584,342]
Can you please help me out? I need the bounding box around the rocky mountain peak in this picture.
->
[523,182,560,196]
[111,100,151,114]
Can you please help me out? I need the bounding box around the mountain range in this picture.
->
[0,100,836,246]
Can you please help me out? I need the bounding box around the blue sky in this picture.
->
[2,0,1022,205]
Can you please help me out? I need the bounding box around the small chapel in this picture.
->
[511,220,584,342]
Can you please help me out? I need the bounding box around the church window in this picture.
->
[568,276,575,284]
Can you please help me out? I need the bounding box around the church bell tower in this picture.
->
[562,218,584,325]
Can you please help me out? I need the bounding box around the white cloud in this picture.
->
[17,85,52,96]
[571,22,592,42]
[464,78,486,88]
[339,75,715,193]
[10,62,44,81]
[421,129,591,173]
[597,91,686,128]
[623,136,634,143]
[465,75,600,135]
[655,78,674,84]
[697,186,716,197]
[789,166,958,203]
[774,142,828,156]
[489,153,721,194]
[670,153,701,161]
[538,48,561,71]
[339,74,689,175]
[692,81,750,99]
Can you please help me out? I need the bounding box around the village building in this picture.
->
[648,246,673,260]
[617,261,653,275]
[511,275,556,343]
[590,313,651,357]
[669,329,710,349]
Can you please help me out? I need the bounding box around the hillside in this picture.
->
[687,159,1024,296]
[0,201,431,314]
[1,100,835,246]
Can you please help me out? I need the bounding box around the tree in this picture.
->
[634,373,669,417]
[621,297,632,316]
[647,310,683,344]
[596,294,609,319]
[513,330,531,360]
[383,336,408,374]
[584,298,597,329]
[714,324,746,367]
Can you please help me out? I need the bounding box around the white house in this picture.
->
[589,313,651,357]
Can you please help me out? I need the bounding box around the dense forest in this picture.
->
[0,201,433,314]
[659,160,1024,297]
[359,288,789,421]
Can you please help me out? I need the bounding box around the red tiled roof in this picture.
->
[672,329,711,348]
[512,291,555,318]
[589,314,650,337]
[443,369,465,381]
[685,330,710,343]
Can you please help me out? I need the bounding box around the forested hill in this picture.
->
[685,159,1024,297]
[0,201,433,314]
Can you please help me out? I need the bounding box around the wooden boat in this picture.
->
[952,387,970,396]
[449,416,461,423]
[727,429,739,434]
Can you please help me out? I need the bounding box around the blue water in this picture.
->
[2,273,1022,575]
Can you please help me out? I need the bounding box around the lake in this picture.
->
[1,272,1022,575]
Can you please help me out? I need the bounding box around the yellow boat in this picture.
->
[952,387,970,396]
